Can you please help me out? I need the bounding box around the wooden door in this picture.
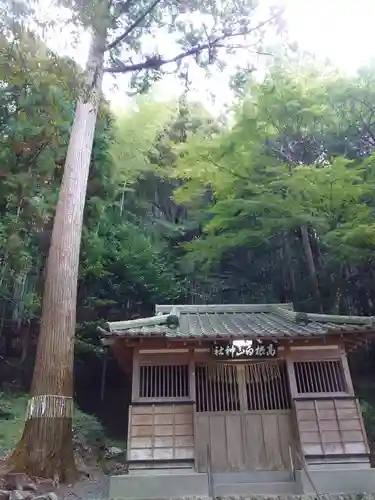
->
[194,361,295,472]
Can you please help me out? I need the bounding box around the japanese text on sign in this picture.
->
[211,339,277,359]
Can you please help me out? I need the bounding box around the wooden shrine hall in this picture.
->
[100,303,375,499]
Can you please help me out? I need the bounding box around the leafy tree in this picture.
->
[0,29,78,331]
[172,62,375,313]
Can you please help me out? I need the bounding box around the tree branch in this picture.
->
[105,37,246,73]
[104,46,203,73]
[104,11,280,73]
[105,0,164,51]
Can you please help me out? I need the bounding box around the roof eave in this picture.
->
[100,326,375,341]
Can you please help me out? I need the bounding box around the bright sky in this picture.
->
[41,0,375,109]
[285,0,375,74]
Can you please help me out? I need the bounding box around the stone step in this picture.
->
[109,471,209,500]
[211,471,297,495]
[108,471,297,499]
[214,481,299,496]
[212,470,295,484]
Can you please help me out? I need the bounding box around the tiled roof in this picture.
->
[101,303,375,340]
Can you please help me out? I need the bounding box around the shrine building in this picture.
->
[100,303,375,499]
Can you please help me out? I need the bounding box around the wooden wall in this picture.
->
[123,341,370,470]
[195,410,296,472]
[295,398,369,458]
[127,403,194,464]
[287,346,370,464]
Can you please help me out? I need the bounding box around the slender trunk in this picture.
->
[20,323,31,364]
[277,237,287,301]
[300,225,323,312]
[119,182,126,216]
[7,25,107,483]
[281,231,296,302]
[0,301,5,338]
[331,264,345,315]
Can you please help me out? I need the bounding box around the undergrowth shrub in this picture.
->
[0,392,105,455]
[361,400,375,465]
[73,406,105,444]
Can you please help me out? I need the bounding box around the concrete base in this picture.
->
[296,468,375,494]
[214,481,298,496]
[109,470,209,500]
[213,471,298,496]
[108,468,375,499]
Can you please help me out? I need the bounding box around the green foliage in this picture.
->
[0,31,79,326]
[361,401,375,439]
[0,392,106,454]
[0,34,189,353]
[110,97,179,184]
[171,61,375,312]
[3,22,375,368]
[73,406,105,444]
[0,393,28,454]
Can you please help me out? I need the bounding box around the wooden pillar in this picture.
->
[284,346,298,399]
[132,345,140,402]
[189,347,196,402]
[189,347,198,471]
[340,347,354,395]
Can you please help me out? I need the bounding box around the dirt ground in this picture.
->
[56,469,109,500]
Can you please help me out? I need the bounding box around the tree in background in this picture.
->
[171,62,375,313]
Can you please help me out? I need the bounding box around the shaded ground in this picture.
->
[0,392,128,499]
[56,469,109,500]
[0,455,110,500]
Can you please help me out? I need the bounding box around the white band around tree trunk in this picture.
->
[26,394,73,420]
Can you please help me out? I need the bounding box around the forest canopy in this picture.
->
[1,32,375,357]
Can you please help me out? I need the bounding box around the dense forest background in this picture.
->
[1,30,375,448]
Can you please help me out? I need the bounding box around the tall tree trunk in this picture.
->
[300,225,323,312]
[277,238,288,302]
[7,25,107,483]
[282,231,296,302]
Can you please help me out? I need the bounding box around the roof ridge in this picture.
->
[271,305,375,325]
[155,303,294,314]
[305,312,375,325]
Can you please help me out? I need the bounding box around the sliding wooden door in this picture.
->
[194,361,296,472]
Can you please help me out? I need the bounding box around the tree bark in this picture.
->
[300,225,323,312]
[281,231,296,302]
[6,25,107,483]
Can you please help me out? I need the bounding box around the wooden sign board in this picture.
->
[211,339,278,359]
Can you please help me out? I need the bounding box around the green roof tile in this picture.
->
[102,303,375,340]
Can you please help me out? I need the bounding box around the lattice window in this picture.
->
[196,364,240,412]
[139,365,189,399]
[294,360,346,394]
[245,361,291,410]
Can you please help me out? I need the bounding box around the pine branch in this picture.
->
[106,0,164,51]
